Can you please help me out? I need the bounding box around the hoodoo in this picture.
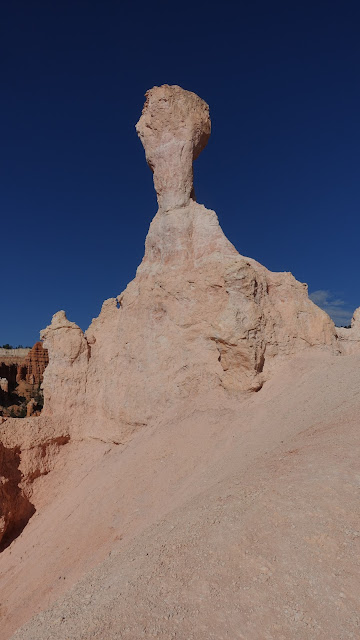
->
[39,85,347,443]
[136,84,211,211]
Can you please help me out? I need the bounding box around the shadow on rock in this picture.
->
[0,442,36,552]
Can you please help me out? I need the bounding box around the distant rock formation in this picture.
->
[0,343,48,392]
[0,348,30,358]
[26,398,37,418]
[0,342,48,417]
[335,306,360,354]
[22,342,49,386]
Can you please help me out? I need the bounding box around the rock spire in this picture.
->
[35,85,358,442]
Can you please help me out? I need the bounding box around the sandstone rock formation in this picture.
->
[0,343,48,417]
[39,85,346,444]
[0,441,35,551]
[10,83,359,450]
[22,343,49,386]
[40,311,89,424]
[335,306,360,354]
[0,349,30,393]
[0,343,48,392]
[1,85,359,640]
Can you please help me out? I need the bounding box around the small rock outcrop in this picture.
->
[0,378,9,394]
[335,306,360,354]
[40,311,89,424]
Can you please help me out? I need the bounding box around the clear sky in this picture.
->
[1,1,359,344]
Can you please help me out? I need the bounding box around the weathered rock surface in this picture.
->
[6,352,360,640]
[0,441,35,552]
[335,306,360,354]
[0,85,359,640]
[22,342,49,386]
[26,399,36,418]
[40,204,338,443]
[40,311,89,424]
[40,86,342,443]
[0,415,69,555]
[136,84,211,211]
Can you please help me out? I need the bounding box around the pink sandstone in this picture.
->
[0,85,359,640]
[39,87,342,443]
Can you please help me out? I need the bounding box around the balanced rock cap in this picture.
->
[136,84,211,212]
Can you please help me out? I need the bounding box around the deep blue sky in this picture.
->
[1,1,359,344]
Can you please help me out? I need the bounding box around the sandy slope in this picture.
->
[1,351,359,639]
